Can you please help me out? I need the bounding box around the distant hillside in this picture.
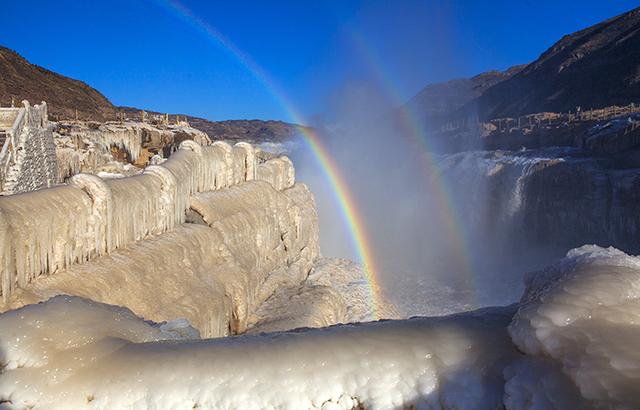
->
[408,6,640,124]
[0,46,116,121]
[120,107,304,142]
[469,6,640,120]
[0,46,303,141]
[406,65,525,126]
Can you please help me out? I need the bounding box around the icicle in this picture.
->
[144,165,180,229]
[160,150,201,218]
[211,141,233,189]
[105,174,164,248]
[231,145,247,184]
[236,142,257,181]
[279,156,295,189]
[0,209,14,302]
[233,142,256,182]
[0,186,93,291]
[178,140,208,192]
[69,173,114,256]
[98,124,142,162]
[256,156,295,191]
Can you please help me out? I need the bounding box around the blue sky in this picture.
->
[1,0,638,122]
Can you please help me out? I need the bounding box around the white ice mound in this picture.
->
[0,295,197,371]
[0,296,518,410]
[507,245,640,408]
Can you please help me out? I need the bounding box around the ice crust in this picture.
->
[508,245,640,408]
[0,296,517,410]
[3,245,640,408]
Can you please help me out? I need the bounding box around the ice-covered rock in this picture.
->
[54,120,210,180]
[307,258,400,322]
[0,296,518,410]
[508,245,640,408]
[4,241,640,408]
[247,282,347,334]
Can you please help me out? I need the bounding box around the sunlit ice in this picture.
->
[1,1,640,409]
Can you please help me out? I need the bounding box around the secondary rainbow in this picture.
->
[151,0,385,319]
[350,30,478,307]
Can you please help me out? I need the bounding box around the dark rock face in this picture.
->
[468,7,640,120]
[407,6,640,134]
[441,148,640,261]
[406,65,525,128]
[517,157,640,253]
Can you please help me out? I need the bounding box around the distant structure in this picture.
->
[0,101,58,195]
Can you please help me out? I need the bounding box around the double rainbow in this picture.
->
[350,30,477,306]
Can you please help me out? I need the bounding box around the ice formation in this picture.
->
[0,140,276,303]
[0,141,335,338]
[4,246,640,408]
[53,120,210,180]
[0,296,518,410]
[4,129,640,408]
[507,245,640,408]
[0,136,391,343]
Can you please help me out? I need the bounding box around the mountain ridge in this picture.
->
[0,45,303,141]
[408,6,640,124]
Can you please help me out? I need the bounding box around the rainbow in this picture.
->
[350,30,477,307]
[150,0,384,319]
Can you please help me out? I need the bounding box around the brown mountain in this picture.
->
[0,45,302,141]
[406,65,525,126]
[468,6,640,120]
[0,46,116,121]
[408,6,640,124]
[120,107,305,142]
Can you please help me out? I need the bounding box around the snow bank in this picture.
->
[508,245,640,408]
[0,296,518,410]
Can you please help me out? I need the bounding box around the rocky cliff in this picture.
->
[408,6,640,125]
[406,65,525,128]
[471,6,640,120]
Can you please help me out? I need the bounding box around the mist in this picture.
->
[290,82,565,317]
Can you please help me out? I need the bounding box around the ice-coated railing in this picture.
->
[0,138,295,301]
[0,101,47,192]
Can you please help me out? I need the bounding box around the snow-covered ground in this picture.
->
[2,245,640,409]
